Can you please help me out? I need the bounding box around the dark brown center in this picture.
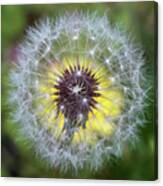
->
[54,64,100,131]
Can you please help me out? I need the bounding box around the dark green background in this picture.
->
[1,2,157,180]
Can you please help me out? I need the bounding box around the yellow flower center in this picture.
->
[38,56,124,145]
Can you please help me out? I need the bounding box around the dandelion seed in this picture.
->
[123,86,128,93]
[76,70,82,76]
[82,98,88,104]
[35,60,39,66]
[107,46,112,52]
[105,58,110,64]
[60,105,65,110]
[56,77,61,82]
[90,35,96,41]
[35,80,39,87]
[109,77,115,83]
[78,113,83,119]
[89,49,95,56]
[72,35,78,40]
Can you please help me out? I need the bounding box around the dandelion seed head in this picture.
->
[10,12,146,172]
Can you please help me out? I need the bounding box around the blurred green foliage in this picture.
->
[1,2,157,180]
